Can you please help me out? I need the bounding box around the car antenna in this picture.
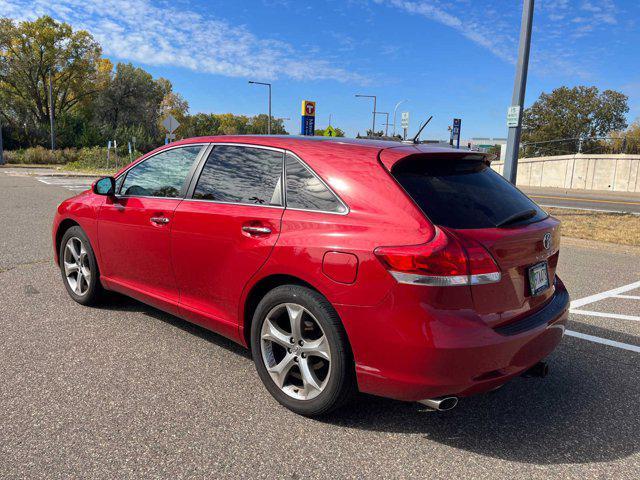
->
[410,115,433,144]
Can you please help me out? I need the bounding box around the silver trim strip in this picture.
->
[181,197,284,210]
[390,271,501,286]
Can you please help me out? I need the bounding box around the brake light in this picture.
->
[374,227,501,286]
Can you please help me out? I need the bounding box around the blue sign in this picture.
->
[452,118,462,148]
[301,115,315,136]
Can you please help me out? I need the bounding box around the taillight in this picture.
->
[374,227,501,286]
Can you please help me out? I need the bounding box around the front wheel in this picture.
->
[250,285,356,416]
[59,226,102,306]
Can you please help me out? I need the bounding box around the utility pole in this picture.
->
[375,112,390,137]
[355,94,377,137]
[0,114,4,165]
[503,0,534,184]
[248,81,272,134]
[392,99,407,137]
[48,70,56,151]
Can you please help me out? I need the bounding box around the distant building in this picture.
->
[464,137,507,161]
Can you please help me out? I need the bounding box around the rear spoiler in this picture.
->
[378,145,492,171]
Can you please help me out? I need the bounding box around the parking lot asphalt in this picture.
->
[1,172,639,479]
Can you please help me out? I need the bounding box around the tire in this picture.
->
[250,285,356,416]
[59,226,103,306]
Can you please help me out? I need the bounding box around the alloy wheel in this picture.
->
[260,303,331,400]
[63,237,91,296]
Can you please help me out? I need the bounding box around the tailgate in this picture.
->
[452,217,561,328]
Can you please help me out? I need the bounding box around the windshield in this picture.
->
[391,158,547,229]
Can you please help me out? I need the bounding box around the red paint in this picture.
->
[53,136,568,403]
[322,251,359,284]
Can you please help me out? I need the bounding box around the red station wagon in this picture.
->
[53,136,569,416]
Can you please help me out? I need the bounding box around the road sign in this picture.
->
[162,114,180,134]
[324,125,336,137]
[301,100,316,117]
[401,112,409,130]
[451,118,462,149]
[301,100,316,135]
[506,105,521,127]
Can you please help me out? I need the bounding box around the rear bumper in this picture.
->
[337,277,569,402]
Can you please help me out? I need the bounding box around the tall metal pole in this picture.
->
[374,112,389,137]
[248,81,272,135]
[48,70,56,151]
[0,114,4,165]
[268,83,272,135]
[392,99,407,137]
[503,0,534,184]
[355,94,377,137]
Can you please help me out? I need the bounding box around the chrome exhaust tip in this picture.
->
[418,396,458,411]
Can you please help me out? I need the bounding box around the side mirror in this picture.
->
[93,176,116,196]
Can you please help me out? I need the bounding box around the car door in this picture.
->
[171,144,285,337]
[97,144,205,314]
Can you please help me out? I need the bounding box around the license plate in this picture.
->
[528,261,550,296]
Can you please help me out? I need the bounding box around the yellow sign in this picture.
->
[301,100,316,117]
[323,125,336,137]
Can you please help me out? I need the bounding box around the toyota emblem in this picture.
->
[543,233,552,250]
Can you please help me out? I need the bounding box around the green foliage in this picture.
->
[3,146,79,164]
[522,86,629,145]
[0,15,290,153]
[0,16,105,141]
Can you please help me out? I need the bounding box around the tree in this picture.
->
[93,63,166,150]
[0,16,105,136]
[247,114,287,135]
[522,86,629,149]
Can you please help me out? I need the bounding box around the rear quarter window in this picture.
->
[392,158,547,229]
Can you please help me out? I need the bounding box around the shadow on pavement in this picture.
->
[93,294,639,465]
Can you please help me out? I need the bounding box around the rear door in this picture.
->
[389,155,559,327]
[171,144,285,336]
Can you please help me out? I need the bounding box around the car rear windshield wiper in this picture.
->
[496,209,537,228]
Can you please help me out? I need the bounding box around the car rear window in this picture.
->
[391,158,547,229]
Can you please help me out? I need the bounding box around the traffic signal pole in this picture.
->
[503,0,534,184]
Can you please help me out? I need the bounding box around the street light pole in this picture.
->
[375,112,389,137]
[248,81,272,134]
[48,70,56,151]
[0,114,4,165]
[504,0,534,184]
[392,99,407,137]
[355,94,377,137]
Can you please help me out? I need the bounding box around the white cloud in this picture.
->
[375,0,624,79]
[0,0,365,84]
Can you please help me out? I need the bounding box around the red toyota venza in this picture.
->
[53,136,569,416]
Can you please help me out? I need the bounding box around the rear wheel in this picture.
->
[251,285,356,416]
[59,226,102,306]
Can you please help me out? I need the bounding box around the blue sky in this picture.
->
[4,0,640,138]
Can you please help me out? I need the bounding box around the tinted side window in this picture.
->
[193,146,283,205]
[121,146,202,197]
[285,155,346,213]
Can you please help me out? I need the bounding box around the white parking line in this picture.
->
[565,330,640,353]
[566,280,640,353]
[570,309,640,322]
[614,294,640,300]
[569,280,640,308]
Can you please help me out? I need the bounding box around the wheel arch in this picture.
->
[241,274,324,347]
[55,218,80,265]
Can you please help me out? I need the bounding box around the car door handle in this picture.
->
[150,216,170,225]
[242,225,272,235]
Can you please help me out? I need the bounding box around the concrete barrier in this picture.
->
[491,154,640,192]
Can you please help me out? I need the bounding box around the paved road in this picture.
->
[1,172,639,479]
[522,186,640,214]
